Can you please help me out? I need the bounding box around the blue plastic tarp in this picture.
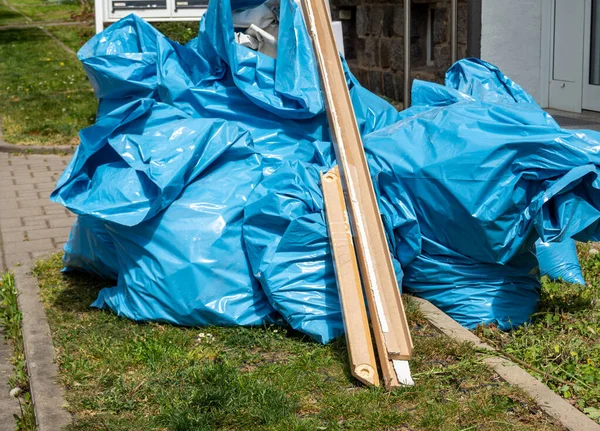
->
[53,0,600,340]
[365,59,600,329]
[54,0,399,338]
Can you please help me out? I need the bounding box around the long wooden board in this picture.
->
[321,167,379,387]
[301,0,413,388]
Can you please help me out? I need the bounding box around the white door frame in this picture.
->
[539,0,553,108]
[540,0,599,112]
[583,0,600,111]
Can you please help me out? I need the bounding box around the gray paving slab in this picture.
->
[0,152,73,431]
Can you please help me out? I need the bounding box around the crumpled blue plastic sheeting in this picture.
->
[62,215,119,280]
[241,160,417,343]
[536,240,585,284]
[365,58,600,329]
[96,137,277,326]
[243,162,342,343]
[54,0,600,337]
[53,0,400,335]
[448,59,586,286]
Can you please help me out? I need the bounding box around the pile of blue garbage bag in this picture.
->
[52,0,600,343]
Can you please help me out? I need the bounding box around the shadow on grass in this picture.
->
[0,9,24,24]
[52,269,354,369]
[0,27,48,44]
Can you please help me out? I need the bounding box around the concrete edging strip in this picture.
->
[13,265,71,431]
[413,296,600,431]
[0,142,75,155]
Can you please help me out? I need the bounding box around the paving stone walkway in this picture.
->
[0,151,73,429]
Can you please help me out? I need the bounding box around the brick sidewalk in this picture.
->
[0,152,74,272]
[0,151,73,429]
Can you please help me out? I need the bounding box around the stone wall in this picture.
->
[330,0,469,103]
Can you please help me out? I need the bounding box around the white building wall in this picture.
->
[480,0,544,103]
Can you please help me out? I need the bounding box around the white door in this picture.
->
[583,0,600,111]
[549,0,586,113]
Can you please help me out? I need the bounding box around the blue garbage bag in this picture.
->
[243,161,343,343]
[54,0,401,334]
[63,215,119,280]
[51,100,253,226]
[92,136,277,326]
[536,240,585,284]
[55,0,600,337]
[364,58,600,329]
[242,161,419,343]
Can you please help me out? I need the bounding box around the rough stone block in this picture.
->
[380,38,390,69]
[394,74,405,103]
[366,37,380,67]
[389,38,404,72]
[382,6,395,38]
[393,5,404,37]
[434,43,451,70]
[433,6,449,44]
[383,72,397,101]
[368,70,383,95]
[356,5,369,37]
[368,5,384,37]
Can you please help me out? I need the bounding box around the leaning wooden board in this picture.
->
[301,0,413,388]
[321,167,379,387]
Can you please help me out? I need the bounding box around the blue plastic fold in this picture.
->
[536,240,585,285]
[243,162,343,343]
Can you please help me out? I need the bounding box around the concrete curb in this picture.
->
[13,265,71,431]
[0,142,76,155]
[413,296,600,431]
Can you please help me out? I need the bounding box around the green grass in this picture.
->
[152,21,199,45]
[34,253,564,431]
[478,242,600,423]
[0,272,35,431]
[0,0,85,25]
[0,25,97,146]
[0,0,205,147]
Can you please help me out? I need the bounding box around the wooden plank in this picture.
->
[301,0,413,388]
[321,167,379,387]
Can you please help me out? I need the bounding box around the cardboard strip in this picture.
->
[321,167,379,387]
[301,0,413,388]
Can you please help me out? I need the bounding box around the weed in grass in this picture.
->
[33,253,564,431]
[0,273,35,431]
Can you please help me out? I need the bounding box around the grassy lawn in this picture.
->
[0,26,96,146]
[478,242,600,424]
[0,0,85,24]
[0,0,204,147]
[33,254,564,431]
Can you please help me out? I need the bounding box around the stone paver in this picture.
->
[0,151,73,430]
[0,152,74,272]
